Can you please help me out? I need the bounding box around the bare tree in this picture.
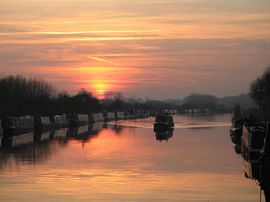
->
[250,66,270,119]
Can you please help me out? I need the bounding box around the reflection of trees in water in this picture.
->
[112,125,124,134]
[0,130,59,169]
[67,124,103,146]
[0,139,54,170]
[0,148,12,170]
[0,123,106,170]
[104,123,124,135]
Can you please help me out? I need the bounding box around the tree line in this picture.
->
[3,73,266,118]
[250,66,270,120]
[0,75,100,117]
[232,65,270,121]
[0,75,181,117]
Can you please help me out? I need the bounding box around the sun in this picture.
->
[91,81,108,99]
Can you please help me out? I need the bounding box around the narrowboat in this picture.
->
[115,111,125,120]
[69,114,89,127]
[230,119,244,145]
[51,114,69,128]
[154,114,174,132]
[103,112,116,122]
[3,116,35,135]
[89,113,104,123]
[241,123,266,162]
[34,116,51,131]
[0,119,3,136]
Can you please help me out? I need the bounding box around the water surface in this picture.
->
[0,114,263,202]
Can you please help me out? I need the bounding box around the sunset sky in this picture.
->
[0,0,270,99]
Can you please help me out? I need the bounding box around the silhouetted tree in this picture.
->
[69,89,100,113]
[110,98,125,111]
[0,75,232,117]
[55,91,70,114]
[250,66,270,119]
[0,75,55,116]
[232,103,242,120]
[182,94,218,110]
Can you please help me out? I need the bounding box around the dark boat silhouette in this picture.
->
[155,129,174,141]
[230,119,244,145]
[241,123,266,162]
[3,116,35,135]
[154,114,174,132]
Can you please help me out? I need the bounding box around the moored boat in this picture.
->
[34,116,51,131]
[3,115,35,135]
[0,119,3,136]
[230,119,244,145]
[69,114,89,127]
[89,113,104,123]
[115,111,125,120]
[241,122,266,162]
[51,114,69,128]
[103,112,116,122]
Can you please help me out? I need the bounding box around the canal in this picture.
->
[0,114,264,201]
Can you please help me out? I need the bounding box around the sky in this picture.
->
[0,0,270,99]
